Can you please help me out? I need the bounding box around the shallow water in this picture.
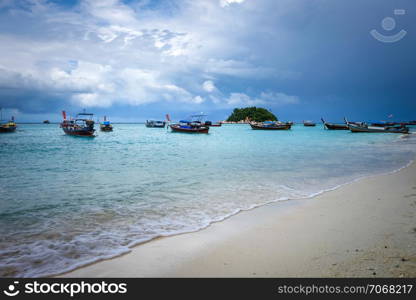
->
[0,124,415,277]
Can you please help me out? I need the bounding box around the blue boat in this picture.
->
[100,116,113,132]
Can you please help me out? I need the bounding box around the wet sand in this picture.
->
[60,162,416,277]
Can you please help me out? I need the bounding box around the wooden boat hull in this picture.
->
[146,124,165,128]
[321,118,349,130]
[145,120,166,128]
[250,123,291,130]
[349,124,409,134]
[170,124,209,133]
[303,123,316,127]
[324,123,349,130]
[62,128,96,137]
[370,122,398,127]
[0,126,16,133]
[100,124,113,132]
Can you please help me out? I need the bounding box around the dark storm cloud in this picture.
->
[0,0,414,121]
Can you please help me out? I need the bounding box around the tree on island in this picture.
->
[226,107,277,122]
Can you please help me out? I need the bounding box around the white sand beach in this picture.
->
[60,162,416,277]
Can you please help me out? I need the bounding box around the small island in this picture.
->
[225,107,277,123]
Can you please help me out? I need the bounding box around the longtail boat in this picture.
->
[250,121,291,130]
[100,116,113,132]
[321,118,349,130]
[0,120,17,133]
[170,120,209,133]
[303,120,316,127]
[369,121,399,127]
[170,114,209,133]
[145,120,166,128]
[347,122,409,134]
[204,121,222,127]
[60,110,96,137]
[396,121,416,126]
[0,109,16,133]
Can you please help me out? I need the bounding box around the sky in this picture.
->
[0,0,415,122]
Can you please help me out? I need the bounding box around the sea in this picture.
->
[0,123,415,277]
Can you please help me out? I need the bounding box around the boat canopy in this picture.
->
[180,120,190,123]
[103,121,110,125]
[263,121,275,124]
[189,114,207,122]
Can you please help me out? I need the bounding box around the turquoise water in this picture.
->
[0,124,415,277]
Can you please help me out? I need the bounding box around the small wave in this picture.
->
[3,125,416,278]
[48,158,414,278]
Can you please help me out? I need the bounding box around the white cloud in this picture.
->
[225,93,247,105]
[226,93,265,106]
[202,80,216,93]
[81,0,138,26]
[72,93,100,107]
[0,0,302,112]
[192,95,205,104]
[220,0,245,8]
[203,59,274,78]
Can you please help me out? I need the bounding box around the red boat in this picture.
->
[60,111,96,137]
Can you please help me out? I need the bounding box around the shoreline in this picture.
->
[59,159,416,277]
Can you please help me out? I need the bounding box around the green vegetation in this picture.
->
[226,107,277,122]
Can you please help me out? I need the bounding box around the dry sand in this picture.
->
[60,162,416,277]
